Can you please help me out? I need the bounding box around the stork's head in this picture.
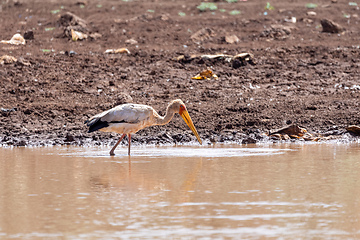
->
[169,99,202,145]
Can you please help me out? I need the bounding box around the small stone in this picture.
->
[347,125,360,135]
[225,35,239,44]
[125,38,138,45]
[191,28,216,42]
[65,134,75,142]
[321,19,344,33]
[307,11,317,16]
[16,140,27,146]
[23,30,34,40]
[241,137,257,144]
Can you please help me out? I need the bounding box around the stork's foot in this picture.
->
[110,151,115,156]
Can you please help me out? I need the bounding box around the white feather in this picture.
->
[94,104,156,134]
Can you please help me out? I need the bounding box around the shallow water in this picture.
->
[1,143,360,239]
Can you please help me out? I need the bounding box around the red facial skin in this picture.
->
[179,104,186,115]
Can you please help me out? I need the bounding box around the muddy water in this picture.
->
[0,143,360,239]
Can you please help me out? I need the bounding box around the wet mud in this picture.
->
[1,0,360,147]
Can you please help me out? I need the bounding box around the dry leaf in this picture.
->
[192,69,218,80]
[71,29,88,41]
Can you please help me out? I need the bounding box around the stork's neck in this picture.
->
[154,106,176,126]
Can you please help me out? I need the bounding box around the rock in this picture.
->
[260,25,296,40]
[160,14,170,21]
[65,134,75,142]
[224,35,239,44]
[115,93,133,105]
[241,137,257,144]
[89,33,102,40]
[23,109,32,115]
[125,38,138,45]
[75,1,87,6]
[23,30,34,40]
[1,107,17,117]
[321,19,344,33]
[307,11,317,16]
[67,50,77,56]
[191,28,216,43]
[59,12,88,29]
[1,107,17,113]
[346,125,360,135]
[16,140,27,147]
[58,12,89,39]
[209,136,217,143]
[269,125,308,138]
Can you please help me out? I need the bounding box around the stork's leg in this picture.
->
[128,134,131,156]
[110,133,126,156]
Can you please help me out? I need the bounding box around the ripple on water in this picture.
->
[55,146,292,158]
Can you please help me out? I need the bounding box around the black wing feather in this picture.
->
[86,117,128,133]
[86,118,109,133]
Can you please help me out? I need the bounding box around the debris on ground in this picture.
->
[0,33,26,45]
[320,19,345,33]
[23,30,34,40]
[1,107,17,113]
[16,57,31,66]
[58,12,99,40]
[0,55,17,64]
[64,50,77,56]
[260,24,296,40]
[1,107,17,117]
[307,11,317,16]
[174,52,256,67]
[71,29,88,41]
[59,12,88,31]
[0,55,30,66]
[88,32,102,40]
[104,48,130,54]
[224,35,240,44]
[192,68,218,80]
[190,28,216,43]
[269,124,319,141]
[346,125,360,135]
[125,38,138,45]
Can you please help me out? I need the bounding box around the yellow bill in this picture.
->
[180,110,202,145]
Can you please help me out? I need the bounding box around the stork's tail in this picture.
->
[85,117,109,133]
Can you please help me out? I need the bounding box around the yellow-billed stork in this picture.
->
[85,99,202,155]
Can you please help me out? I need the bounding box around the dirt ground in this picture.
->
[1,0,360,147]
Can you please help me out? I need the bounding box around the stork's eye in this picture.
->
[180,105,185,110]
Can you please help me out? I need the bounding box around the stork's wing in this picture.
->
[101,104,153,123]
[86,104,153,132]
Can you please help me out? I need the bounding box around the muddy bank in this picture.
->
[1,0,360,147]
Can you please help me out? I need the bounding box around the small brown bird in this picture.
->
[85,99,202,156]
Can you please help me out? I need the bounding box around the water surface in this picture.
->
[1,143,360,239]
